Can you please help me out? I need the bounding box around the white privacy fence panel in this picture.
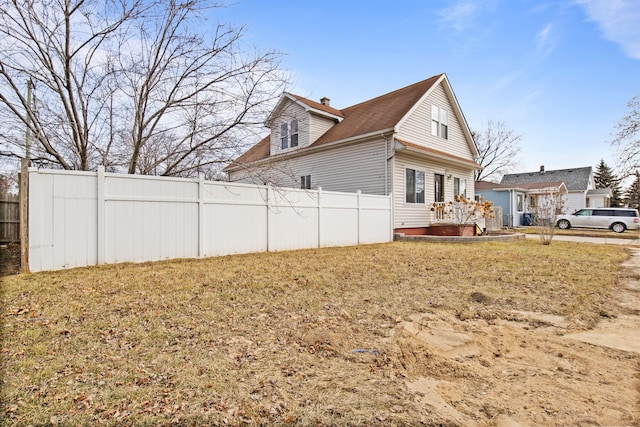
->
[29,170,99,272]
[27,167,392,272]
[359,194,396,244]
[103,173,200,264]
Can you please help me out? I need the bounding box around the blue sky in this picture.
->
[218,0,640,177]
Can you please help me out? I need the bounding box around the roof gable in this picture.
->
[395,74,477,158]
[228,73,477,168]
[501,167,593,192]
[310,74,442,146]
[266,93,343,126]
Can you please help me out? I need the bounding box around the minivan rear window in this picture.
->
[593,210,614,216]
[613,210,638,217]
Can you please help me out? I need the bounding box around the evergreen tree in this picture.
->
[593,159,623,207]
[624,172,640,209]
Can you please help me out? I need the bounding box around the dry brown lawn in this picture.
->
[1,240,638,426]
[518,225,640,239]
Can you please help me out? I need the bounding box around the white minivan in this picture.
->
[556,208,640,233]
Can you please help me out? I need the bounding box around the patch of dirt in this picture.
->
[0,242,20,276]
[386,248,640,426]
[566,248,640,353]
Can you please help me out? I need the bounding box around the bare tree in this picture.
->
[472,120,522,182]
[531,189,565,245]
[0,0,288,177]
[612,93,639,179]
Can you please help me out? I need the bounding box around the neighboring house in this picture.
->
[476,180,567,227]
[225,73,481,234]
[500,166,610,214]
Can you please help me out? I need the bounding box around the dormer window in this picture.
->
[290,119,299,147]
[280,119,299,150]
[280,122,288,149]
[431,104,448,139]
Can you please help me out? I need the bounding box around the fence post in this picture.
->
[19,159,30,273]
[266,184,272,252]
[97,166,105,264]
[198,173,205,258]
[317,186,322,248]
[357,190,361,245]
[389,192,394,241]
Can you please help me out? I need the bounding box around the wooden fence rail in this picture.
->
[0,194,19,243]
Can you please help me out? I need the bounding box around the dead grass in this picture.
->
[517,226,640,239]
[0,240,630,425]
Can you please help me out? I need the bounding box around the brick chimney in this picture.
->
[540,165,545,173]
[320,97,330,107]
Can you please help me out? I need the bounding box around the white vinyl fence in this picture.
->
[27,167,392,272]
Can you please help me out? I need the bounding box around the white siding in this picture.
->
[270,102,309,155]
[392,152,475,229]
[396,83,474,161]
[309,113,337,143]
[233,137,388,195]
[564,192,586,214]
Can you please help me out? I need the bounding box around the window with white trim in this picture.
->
[301,174,311,189]
[405,168,425,203]
[431,104,448,139]
[516,194,524,212]
[280,122,289,149]
[290,119,299,147]
[454,177,466,199]
[280,119,299,150]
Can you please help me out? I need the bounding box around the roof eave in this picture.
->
[227,128,396,171]
[395,140,481,170]
[307,107,344,122]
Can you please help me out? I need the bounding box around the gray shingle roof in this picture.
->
[500,167,592,192]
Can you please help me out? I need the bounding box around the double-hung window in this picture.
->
[290,119,299,147]
[280,122,289,149]
[431,104,448,139]
[405,168,425,203]
[280,119,299,150]
[300,174,311,189]
[454,177,466,199]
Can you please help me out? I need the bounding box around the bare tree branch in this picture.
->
[472,120,522,182]
[0,0,289,177]
[612,93,640,179]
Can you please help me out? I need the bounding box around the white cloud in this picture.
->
[574,0,640,60]
[439,1,480,32]
[536,23,557,57]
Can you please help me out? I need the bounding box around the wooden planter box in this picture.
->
[426,223,475,236]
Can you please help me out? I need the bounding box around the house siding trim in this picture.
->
[395,139,481,169]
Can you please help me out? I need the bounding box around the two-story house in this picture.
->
[225,73,481,235]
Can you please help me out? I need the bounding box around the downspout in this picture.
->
[384,133,388,195]
[382,132,393,196]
